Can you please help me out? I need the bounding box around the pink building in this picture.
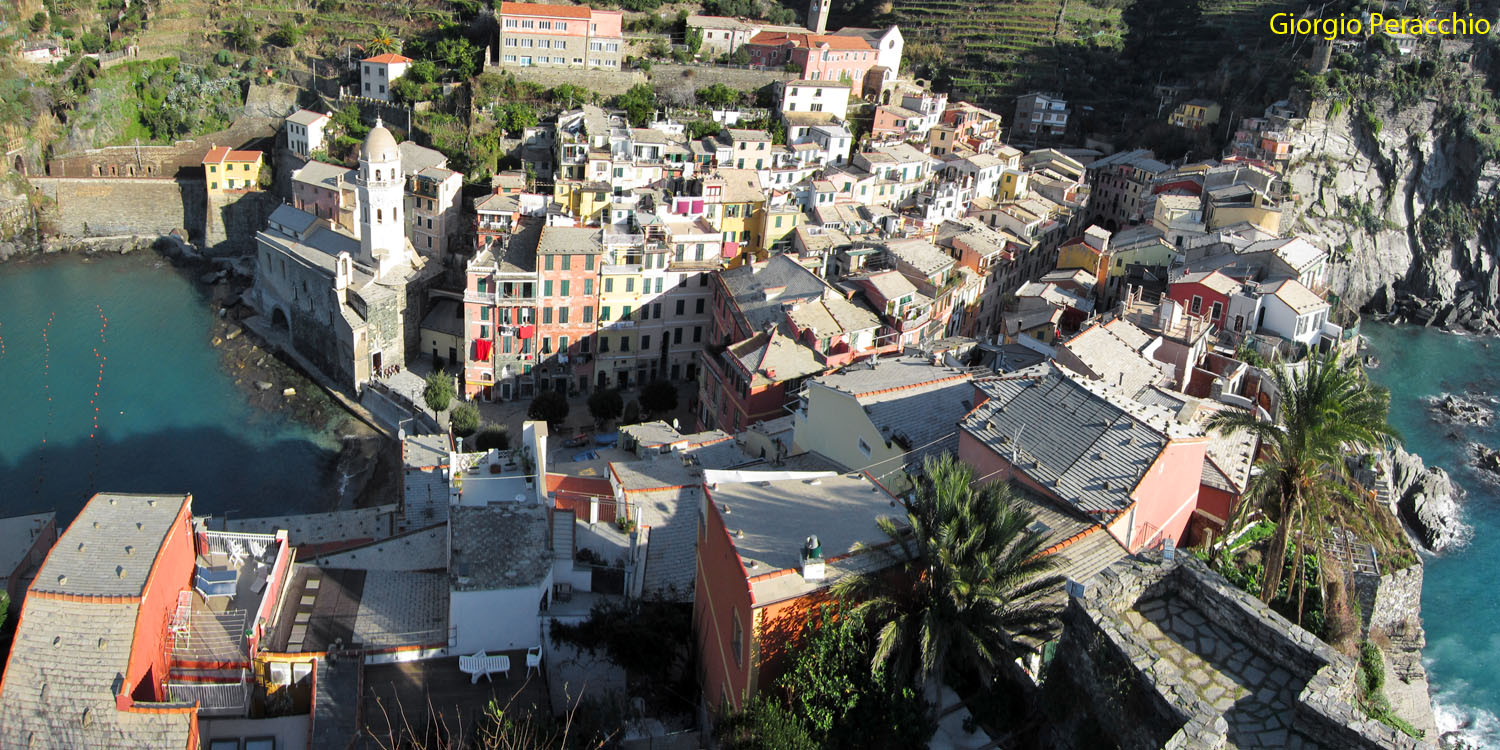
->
[498,2,624,69]
[745,32,876,87]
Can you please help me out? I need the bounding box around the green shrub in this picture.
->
[451,403,481,437]
[423,371,455,412]
[473,424,510,451]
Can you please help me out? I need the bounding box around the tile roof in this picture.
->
[203,146,261,163]
[310,657,361,749]
[1175,269,1241,297]
[1265,278,1328,315]
[784,293,881,336]
[747,30,874,50]
[286,109,330,126]
[960,364,1180,516]
[362,53,414,63]
[399,141,448,174]
[636,485,701,600]
[449,505,551,591]
[864,380,974,474]
[499,1,593,18]
[352,570,450,647]
[32,493,188,598]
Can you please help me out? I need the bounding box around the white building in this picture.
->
[779,80,851,121]
[831,25,903,74]
[285,109,331,158]
[1257,278,1330,348]
[360,53,413,102]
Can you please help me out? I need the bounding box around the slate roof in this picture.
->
[352,570,450,647]
[728,330,825,386]
[398,141,448,174]
[537,225,603,255]
[1059,320,1171,398]
[636,485,701,600]
[720,254,847,331]
[292,160,355,191]
[883,238,955,277]
[865,380,974,473]
[0,493,196,750]
[708,473,903,602]
[0,599,195,749]
[227,505,396,547]
[309,524,448,571]
[960,364,1179,516]
[449,505,551,591]
[310,657,361,749]
[31,493,187,598]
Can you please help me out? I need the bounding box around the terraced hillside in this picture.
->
[845,0,1308,130]
[139,0,464,60]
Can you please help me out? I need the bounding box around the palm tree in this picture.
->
[831,454,1063,708]
[1207,350,1396,609]
[366,28,400,56]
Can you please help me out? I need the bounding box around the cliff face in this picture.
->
[1285,99,1500,324]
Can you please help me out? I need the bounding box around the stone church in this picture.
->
[250,120,441,390]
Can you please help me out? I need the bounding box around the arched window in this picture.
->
[377,208,382,223]
[375,169,382,181]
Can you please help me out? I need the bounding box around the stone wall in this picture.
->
[46,118,278,179]
[205,190,281,254]
[1053,554,1431,750]
[487,64,646,98]
[1358,562,1424,636]
[30,177,205,240]
[647,64,795,107]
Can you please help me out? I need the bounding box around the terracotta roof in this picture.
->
[747,31,873,51]
[203,146,262,164]
[362,53,414,64]
[499,1,592,18]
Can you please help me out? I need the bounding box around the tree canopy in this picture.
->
[588,388,625,425]
[528,390,570,427]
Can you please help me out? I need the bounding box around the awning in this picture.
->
[517,325,535,340]
[475,339,493,361]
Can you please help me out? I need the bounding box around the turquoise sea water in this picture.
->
[0,253,338,523]
[1364,322,1500,745]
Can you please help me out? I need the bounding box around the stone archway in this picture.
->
[271,307,290,332]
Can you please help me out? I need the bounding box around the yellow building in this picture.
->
[998,168,1028,201]
[756,201,802,253]
[202,146,264,194]
[553,180,611,224]
[701,169,766,260]
[596,263,644,389]
[1168,99,1222,130]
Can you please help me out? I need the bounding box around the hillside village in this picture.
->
[0,0,1465,748]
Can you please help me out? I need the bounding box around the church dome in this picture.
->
[361,119,400,163]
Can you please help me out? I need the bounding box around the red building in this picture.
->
[1166,269,1241,330]
[744,31,876,87]
[956,365,1209,551]
[534,225,603,394]
[464,221,541,401]
[693,473,902,715]
[0,493,293,748]
[699,328,824,432]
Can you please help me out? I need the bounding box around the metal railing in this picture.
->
[168,674,250,717]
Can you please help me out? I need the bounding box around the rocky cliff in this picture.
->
[1285,97,1500,329]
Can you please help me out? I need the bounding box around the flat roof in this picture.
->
[449,504,551,591]
[709,472,901,578]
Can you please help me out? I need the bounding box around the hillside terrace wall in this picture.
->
[46,118,277,179]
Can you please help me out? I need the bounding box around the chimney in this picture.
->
[800,535,825,581]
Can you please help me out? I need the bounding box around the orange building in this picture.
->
[693,472,904,716]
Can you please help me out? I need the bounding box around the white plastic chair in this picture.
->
[526,646,543,678]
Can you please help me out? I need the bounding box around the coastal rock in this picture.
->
[1469,443,1500,477]
[1423,393,1494,427]
[226,328,241,341]
[282,387,296,397]
[255,381,273,391]
[1392,446,1468,552]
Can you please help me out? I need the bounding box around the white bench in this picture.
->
[459,651,510,684]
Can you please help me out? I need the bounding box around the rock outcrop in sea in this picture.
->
[1425,392,1496,427]
[1389,445,1469,552]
